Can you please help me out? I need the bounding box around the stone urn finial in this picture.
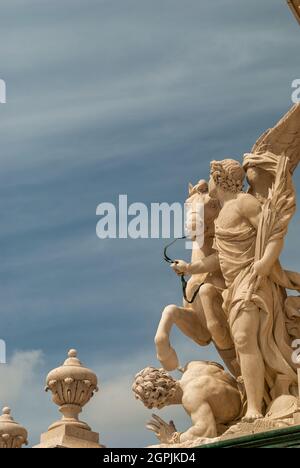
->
[45,349,99,431]
[0,407,28,448]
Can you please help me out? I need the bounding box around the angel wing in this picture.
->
[287,0,300,25]
[250,103,300,175]
[244,106,300,302]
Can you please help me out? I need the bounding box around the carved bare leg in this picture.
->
[199,284,239,375]
[232,306,264,422]
[155,304,211,371]
[155,305,180,371]
[199,284,232,349]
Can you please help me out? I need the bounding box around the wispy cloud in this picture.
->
[0,347,218,448]
[0,0,299,448]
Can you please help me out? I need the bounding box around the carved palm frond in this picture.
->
[251,104,300,174]
[261,157,294,248]
[246,157,296,303]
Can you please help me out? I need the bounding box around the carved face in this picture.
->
[208,176,218,199]
[246,166,274,192]
[185,185,220,242]
[246,167,260,185]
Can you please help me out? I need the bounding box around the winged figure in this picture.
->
[156,105,300,425]
[206,105,300,422]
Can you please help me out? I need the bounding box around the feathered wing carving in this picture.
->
[245,106,300,302]
[243,109,300,380]
[250,103,300,174]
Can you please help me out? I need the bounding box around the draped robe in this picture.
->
[215,220,300,400]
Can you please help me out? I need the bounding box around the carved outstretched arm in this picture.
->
[146,404,218,445]
[177,401,218,443]
[171,253,220,276]
[187,252,220,275]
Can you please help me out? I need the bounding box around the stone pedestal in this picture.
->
[34,425,104,449]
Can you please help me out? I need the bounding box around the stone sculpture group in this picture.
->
[133,104,300,447]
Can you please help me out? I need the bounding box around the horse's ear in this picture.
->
[188,182,194,195]
[197,180,208,193]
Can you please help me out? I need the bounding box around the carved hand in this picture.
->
[171,260,190,276]
[253,259,271,278]
[146,414,177,444]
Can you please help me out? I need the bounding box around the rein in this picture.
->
[163,236,203,304]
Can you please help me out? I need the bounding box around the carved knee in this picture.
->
[162,304,178,320]
[199,284,216,300]
[233,332,249,352]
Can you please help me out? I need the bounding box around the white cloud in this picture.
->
[0,351,53,447]
[0,0,298,449]
[0,350,43,404]
[0,349,163,447]
[0,346,219,448]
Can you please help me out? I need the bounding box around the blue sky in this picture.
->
[0,0,299,448]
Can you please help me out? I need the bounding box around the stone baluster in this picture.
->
[0,407,28,448]
[34,349,104,448]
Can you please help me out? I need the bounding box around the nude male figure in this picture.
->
[132,361,242,444]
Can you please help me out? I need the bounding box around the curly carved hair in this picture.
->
[132,367,177,409]
[210,159,245,193]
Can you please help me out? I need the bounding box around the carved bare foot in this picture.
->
[242,411,263,423]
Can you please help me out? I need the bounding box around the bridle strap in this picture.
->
[163,236,186,264]
[163,237,203,304]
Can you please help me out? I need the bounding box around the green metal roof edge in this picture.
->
[198,424,300,448]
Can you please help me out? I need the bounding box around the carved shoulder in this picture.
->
[237,193,261,221]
